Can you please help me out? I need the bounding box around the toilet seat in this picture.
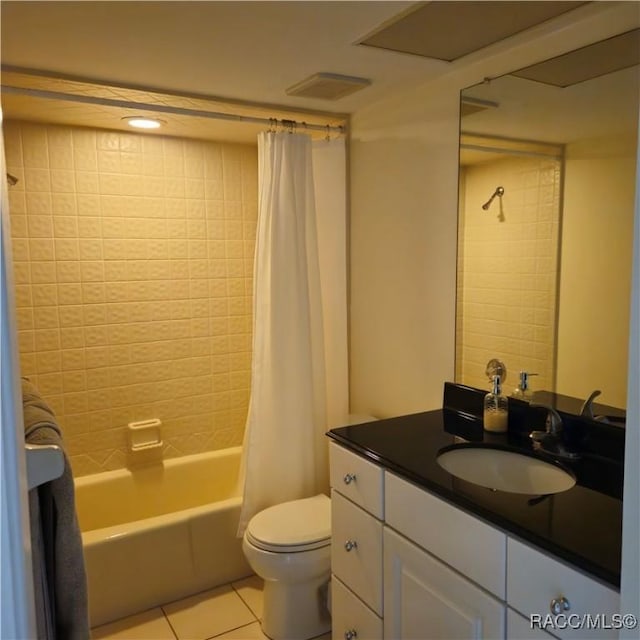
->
[245,494,331,553]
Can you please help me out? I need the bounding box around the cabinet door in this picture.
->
[508,608,559,640]
[384,528,505,640]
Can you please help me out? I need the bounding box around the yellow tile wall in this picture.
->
[6,121,257,476]
[456,155,562,393]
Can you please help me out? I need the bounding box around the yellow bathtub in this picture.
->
[75,446,251,627]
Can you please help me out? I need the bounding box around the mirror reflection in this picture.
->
[456,31,639,410]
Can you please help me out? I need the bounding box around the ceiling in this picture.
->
[1,1,638,145]
[0,1,442,114]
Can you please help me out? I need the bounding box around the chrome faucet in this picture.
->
[530,403,563,438]
[529,403,580,460]
[580,390,611,424]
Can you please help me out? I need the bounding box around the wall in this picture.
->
[5,121,257,476]
[556,135,635,408]
[349,120,458,417]
[457,154,562,393]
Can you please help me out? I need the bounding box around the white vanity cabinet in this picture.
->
[329,442,620,640]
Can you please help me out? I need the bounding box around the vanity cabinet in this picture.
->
[329,442,620,640]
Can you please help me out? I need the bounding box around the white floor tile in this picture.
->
[162,584,256,640]
[91,608,177,639]
[232,575,264,620]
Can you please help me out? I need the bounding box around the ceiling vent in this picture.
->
[359,1,588,62]
[510,28,640,87]
[286,73,371,100]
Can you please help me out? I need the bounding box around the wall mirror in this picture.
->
[455,29,639,412]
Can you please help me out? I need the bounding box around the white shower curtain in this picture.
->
[238,131,347,534]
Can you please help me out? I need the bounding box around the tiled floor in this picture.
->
[91,575,331,640]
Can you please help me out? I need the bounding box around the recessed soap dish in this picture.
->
[128,419,163,452]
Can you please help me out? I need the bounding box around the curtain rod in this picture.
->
[1,85,346,134]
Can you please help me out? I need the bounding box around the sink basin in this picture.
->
[436,444,576,494]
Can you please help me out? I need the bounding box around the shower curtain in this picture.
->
[238,132,347,534]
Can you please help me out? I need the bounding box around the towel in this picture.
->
[23,378,90,640]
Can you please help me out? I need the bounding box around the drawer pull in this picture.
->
[344,539,358,552]
[550,596,571,615]
[344,630,358,640]
[343,473,357,485]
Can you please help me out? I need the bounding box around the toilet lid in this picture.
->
[246,494,331,552]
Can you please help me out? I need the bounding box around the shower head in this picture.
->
[482,186,504,210]
[6,173,19,186]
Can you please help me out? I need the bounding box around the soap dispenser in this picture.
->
[484,375,509,433]
[513,371,538,399]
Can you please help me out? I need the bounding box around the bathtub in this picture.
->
[75,446,252,627]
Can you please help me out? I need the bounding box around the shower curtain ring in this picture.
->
[281,119,296,134]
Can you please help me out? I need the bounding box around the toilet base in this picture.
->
[261,573,331,640]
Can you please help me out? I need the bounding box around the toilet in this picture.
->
[242,494,332,640]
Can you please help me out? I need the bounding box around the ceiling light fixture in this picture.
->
[122,116,164,130]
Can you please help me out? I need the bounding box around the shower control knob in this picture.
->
[344,540,358,552]
[344,630,358,640]
[343,473,357,485]
[550,596,570,615]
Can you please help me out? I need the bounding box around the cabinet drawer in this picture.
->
[331,576,382,640]
[330,442,384,519]
[385,471,506,599]
[331,490,383,615]
[507,538,619,640]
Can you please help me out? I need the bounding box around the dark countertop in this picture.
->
[327,409,623,589]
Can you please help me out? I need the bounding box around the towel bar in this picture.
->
[26,443,64,490]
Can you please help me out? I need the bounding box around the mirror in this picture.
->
[455,31,639,411]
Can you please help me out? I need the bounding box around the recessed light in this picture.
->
[122,116,164,130]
